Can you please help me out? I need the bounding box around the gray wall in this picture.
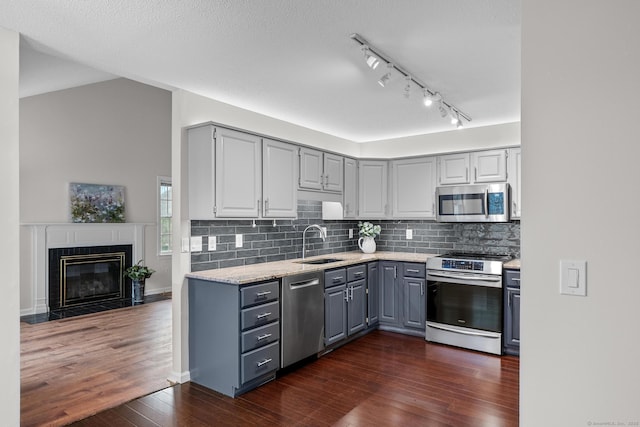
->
[191,200,520,271]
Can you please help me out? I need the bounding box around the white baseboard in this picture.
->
[168,370,190,384]
[145,286,172,296]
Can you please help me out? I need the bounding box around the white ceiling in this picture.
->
[1,0,521,142]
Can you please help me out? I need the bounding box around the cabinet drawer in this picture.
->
[241,301,280,330]
[241,321,280,353]
[504,269,521,288]
[403,263,425,278]
[347,264,367,282]
[241,341,280,384]
[325,268,346,288]
[240,281,279,308]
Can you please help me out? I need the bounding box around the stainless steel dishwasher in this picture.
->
[281,271,325,368]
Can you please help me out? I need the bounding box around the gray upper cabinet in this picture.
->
[299,147,343,193]
[187,125,216,220]
[262,139,298,218]
[358,160,389,219]
[343,157,357,218]
[391,156,437,219]
[471,149,508,183]
[438,153,470,185]
[215,128,262,217]
[508,147,521,219]
[438,149,508,185]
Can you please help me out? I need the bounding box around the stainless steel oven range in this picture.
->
[425,253,512,355]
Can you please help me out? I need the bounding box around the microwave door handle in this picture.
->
[484,189,489,217]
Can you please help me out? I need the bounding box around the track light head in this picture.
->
[423,91,442,107]
[450,109,460,125]
[438,100,449,118]
[378,72,391,87]
[362,46,380,70]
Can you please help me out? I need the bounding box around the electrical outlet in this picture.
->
[208,235,216,251]
[406,229,413,240]
[235,234,243,248]
[190,235,203,252]
[349,229,354,239]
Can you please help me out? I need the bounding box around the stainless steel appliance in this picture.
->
[281,271,325,368]
[426,253,512,355]
[435,183,510,223]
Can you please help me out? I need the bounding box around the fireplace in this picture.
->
[49,245,133,311]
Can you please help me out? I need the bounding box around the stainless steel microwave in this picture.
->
[435,183,510,223]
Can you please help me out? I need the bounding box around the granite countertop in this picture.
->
[186,251,437,285]
[504,259,521,270]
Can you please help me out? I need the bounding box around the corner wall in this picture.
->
[522,1,640,424]
[0,25,21,427]
[19,78,172,312]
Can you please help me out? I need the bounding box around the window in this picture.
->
[158,177,172,255]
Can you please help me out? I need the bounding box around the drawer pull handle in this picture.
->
[353,271,364,276]
[406,269,420,273]
[256,333,272,341]
[256,291,272,297]
[256,312,271,319]
[333,276,344,281]
[257,358,272,367]
[511,278,521,282]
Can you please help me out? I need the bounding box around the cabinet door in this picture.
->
[367,262,379,326]
[325,284,347,346]
[472,149,508,183]
[343,157,358,218]
[391,157,437,218]
[299,147,323,190]
[508,147,521,219]
[438,153,470,185]
[505,287,521,350]
[323,153,343,192]
[358,160,389,218]
[402,277,426,330]
[187,125,216,220]
[215,128,261,217]
[262,139,298,218]
[347,279,367,335]
[379,262,399,325]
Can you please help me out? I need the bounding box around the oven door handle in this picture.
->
[426,322,501,339]
[427,271,502,283]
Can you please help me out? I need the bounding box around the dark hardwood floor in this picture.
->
[71,330,520,426]
[21,299,173,427]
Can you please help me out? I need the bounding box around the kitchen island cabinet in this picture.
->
[188,278,280,397]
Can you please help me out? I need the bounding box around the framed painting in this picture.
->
[69,183,126,223]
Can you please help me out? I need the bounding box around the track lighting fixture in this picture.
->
[377,63,393,87]
[350,33,471,129]
[362,46,380,70]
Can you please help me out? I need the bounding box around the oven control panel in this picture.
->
[441,260,485,271]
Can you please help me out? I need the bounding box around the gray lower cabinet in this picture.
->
[380,261,426,334]
[379,261,400,326]
[503,269,521,356]
[402,263,426,331]
[324,264,367,347]
[188,278,280,397]
[367,262,379,326]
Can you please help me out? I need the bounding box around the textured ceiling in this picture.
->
[1,0,521,142]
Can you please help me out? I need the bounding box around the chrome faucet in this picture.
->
[302,224,327,259]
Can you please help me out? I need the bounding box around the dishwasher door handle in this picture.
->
[288,278,320,289]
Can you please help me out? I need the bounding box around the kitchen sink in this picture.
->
[295,257,343,265]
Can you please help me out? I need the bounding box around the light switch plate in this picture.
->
[406,229,413,240]
[181,237,190,253]
[208,235,216,251]
[190,236,202,252]
[235,234,243,248]
[560,260,587,296]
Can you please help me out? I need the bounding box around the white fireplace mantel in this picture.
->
[23,223,147,315]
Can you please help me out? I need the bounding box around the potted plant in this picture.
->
[357,221,381,253]
[124,260,155,303]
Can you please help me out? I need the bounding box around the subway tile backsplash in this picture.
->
[190,200,520,271]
